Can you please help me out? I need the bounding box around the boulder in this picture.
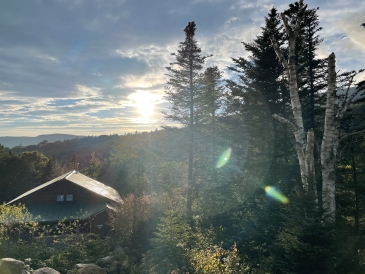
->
[77,265,107,274]
[101,255,114,264]
[22,271,31,274]
[33,267,60,274]
[74,263,98,269]
[0,258,25,274]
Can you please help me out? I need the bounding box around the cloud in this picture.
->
[38,54,59,63]
[74,85,101,98]
[0,0,364,135]
[224,17,241,28]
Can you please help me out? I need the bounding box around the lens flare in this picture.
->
[265,186,289,204]
[216,148,231,168]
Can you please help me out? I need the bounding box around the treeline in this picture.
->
[1,0,365,273]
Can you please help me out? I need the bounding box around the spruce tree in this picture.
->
[226,7,294,188]
[200,66,224,184]
[221,9,297,268]
[284,3,326,131]
[228,8,288,116]
[42,153,60,182]
[164,22,206,219]
[143,210,192,274]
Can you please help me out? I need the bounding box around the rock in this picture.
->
[74,263,98,269]
[33,267,60,274]
[22,271,31,274]
[101,255,114,264]
[0,258,25,274]
[77,265,107,274]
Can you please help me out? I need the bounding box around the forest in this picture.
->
[1,0,365,273]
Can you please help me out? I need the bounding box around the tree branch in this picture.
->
[272,114,297,131]
[270,35,289,71]
[338,72,356,116]
[337,84,364,119]
[280,13,292,38]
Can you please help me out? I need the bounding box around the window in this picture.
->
[57,194,64,202]
[66,194,74,201]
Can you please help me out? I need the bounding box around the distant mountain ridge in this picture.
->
[0,134,85,148]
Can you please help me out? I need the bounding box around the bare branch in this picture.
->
[280,13,292,37]
[270,35,289,71]
[338,72,356,115]
[272,114,297,131]
[345,75,355,99]
[337,85,364,119]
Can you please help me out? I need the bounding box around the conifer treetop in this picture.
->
[184,21,196,37]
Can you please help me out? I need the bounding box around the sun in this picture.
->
[137,100,154,116]
[130,91,155,116]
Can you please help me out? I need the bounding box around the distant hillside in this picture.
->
[7,132,170,173]
[0,134,85,148]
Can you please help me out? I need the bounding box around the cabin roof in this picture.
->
[7,170,123,204]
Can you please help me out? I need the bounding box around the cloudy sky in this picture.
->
[0,0,364,136]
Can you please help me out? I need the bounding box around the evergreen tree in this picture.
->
[260,192,335,274]
[143,210,192,274]
[164,21,206,219]
[226,7,295,194]
[284,3,326,131]
[208,10,298,269]
[42,153,60,182]
[227,8,288,115]
[198,66,225,186]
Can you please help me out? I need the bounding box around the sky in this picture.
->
[0,0,364,136]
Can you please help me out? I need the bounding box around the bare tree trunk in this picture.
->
[270,0,364,226]
[270,0,317,198]
[187,42,194,220]
[320,53,338,224]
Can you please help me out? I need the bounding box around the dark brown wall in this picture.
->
[90,210,110,237]
[19,179,109,205]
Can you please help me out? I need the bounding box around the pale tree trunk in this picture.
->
[270,0,317,198]
[320,56,365,224]
[187,43,194,220]
[321,53,337,224]
[270,1,364,224]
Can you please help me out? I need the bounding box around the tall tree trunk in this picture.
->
[270,0,363,226]
[308,37,315,131]
[187,42,194,220]
[270,1,317,198]
[321,52,337,224]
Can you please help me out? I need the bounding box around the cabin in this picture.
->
[6,170,123,236]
